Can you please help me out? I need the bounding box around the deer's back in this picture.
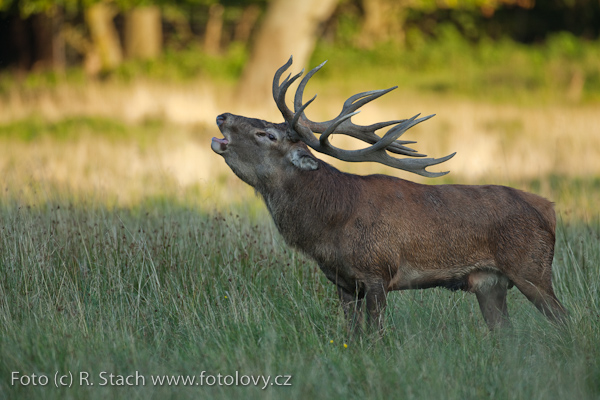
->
[340,175,556,278]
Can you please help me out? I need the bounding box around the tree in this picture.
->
[124,5,162,60]
[236,0,339,109]
[204,3,224,54]
[359,0,408,48]
[85,2,122,71]
[0,0,70,71]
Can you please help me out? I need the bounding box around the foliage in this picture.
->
[0,0,78,16]
[0,43,247,95]
[112,43,247,83]
[1,30,598,104]
[312,29,600,103]
[0,0,205,15]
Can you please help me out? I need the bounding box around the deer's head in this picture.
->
[211,113,318,188]
[211,56,456,187]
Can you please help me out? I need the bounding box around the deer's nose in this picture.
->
[216,114,227,127]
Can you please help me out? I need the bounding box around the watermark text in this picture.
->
[10,371,292,389]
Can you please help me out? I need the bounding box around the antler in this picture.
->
[272,56,456,178]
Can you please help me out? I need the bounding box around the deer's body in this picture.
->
[258,153,561,329]
[211,58,567,331]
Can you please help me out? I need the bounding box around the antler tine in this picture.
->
[285,94,323,144]
[352,114,433,155]
[319,111,360,146]
[274,57,456,177]
[382,152,457,178]
[292,68,420,156]
[336,120,425,156]
[273,56,304,121]
[294,60,327,114]
[341,87,397,115]
[291,94,317,132]
[314,114,456,177]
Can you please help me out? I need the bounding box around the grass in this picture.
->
[0,112,597,399]
[0,193,599,399]
[0,115,164,143]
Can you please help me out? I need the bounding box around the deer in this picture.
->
[211,56,567,332]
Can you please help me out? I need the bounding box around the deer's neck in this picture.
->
[258,161,360,253]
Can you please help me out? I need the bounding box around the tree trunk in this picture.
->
[236,0,339,109]
[31,7,65,71]
[124,6,163,60]
[359,0,405,48]
[204,3,224,54]
[11,16,31,70]
[162,6,192,46]
[234,4,261,43]
[85,2,122,71]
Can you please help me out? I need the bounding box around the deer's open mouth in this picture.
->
[211,136,229,154]
[212,114,230,154]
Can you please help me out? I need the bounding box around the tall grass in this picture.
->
[0,193,598,399]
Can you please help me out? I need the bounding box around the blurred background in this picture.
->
[0,0,599,217]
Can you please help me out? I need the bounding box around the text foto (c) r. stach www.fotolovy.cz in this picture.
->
[10,370,293,390]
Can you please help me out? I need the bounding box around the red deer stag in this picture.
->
[211,56,567,331]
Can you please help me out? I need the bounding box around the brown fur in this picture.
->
[211,113,567,331]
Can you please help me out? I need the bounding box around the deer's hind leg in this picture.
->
[508,272,567,324]
[501,229,568,324]
[469,270,511,330]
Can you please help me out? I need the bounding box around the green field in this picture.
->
[0,185,599,399]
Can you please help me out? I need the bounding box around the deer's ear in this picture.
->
[287,148,318,171]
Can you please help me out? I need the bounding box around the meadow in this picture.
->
[1,188,599,399]
[1,36,600,399]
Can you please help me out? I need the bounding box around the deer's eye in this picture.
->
[257,131,277,142]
